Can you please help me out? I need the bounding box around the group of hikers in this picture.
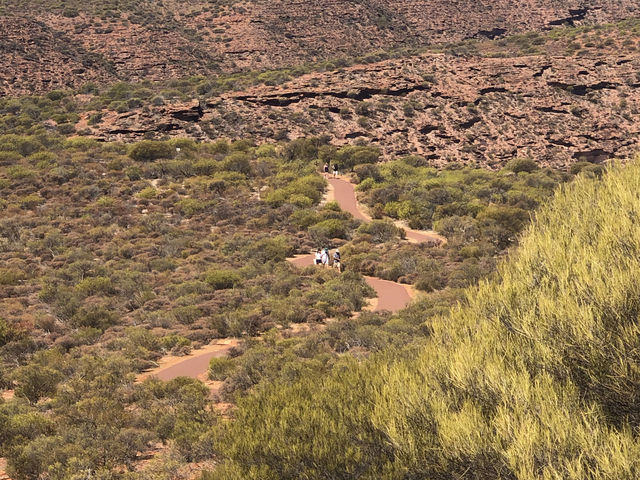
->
[323,163,339,178]
[314,247,341,272]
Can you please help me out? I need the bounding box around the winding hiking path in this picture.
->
[289,254,413,313]
[290,174,448,313]
[141,174,443,382]
[327,176,445,244]
[137,339,239,382]
[327,177,370,221]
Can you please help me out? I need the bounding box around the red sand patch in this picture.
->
[0,458,10,480]
[138,339,239,383]
[1,391,14,401]
[286,254,413,313]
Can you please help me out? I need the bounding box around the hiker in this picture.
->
[332,163,339,177]
[333,249,341,272]
[314,249,322,265]
[323,163,330,177]
[321,248,330,268]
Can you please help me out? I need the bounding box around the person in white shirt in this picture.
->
[321,248,329,268]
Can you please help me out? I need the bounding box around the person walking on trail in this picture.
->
[321,248,330,268]
[332,164,339,178]
[333,249,341,272]
[314,249,322,265]
[323,163,329,177]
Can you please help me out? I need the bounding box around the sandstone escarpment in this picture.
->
[84,38,640,169]
[1,0,639,95]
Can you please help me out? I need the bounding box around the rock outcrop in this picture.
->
[1,0,639,95]
[83,37,640,169]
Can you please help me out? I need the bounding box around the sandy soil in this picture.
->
[286,253,412,313]
[137,339,239,382]
[321,177,336,204]
[1,390,14,401]
[0,458,10,480]
[330,176,445,244]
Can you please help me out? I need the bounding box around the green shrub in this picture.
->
[13,364,63,404]
[20,194,45,209]
[176,198,210,217]
[7,165,35,180]
[290,209,320,229]
[65,137,99,151]
[137,187,158,199]
[125,166,143,180]
[205,269,241,290]
[356,220,401,243]
[353,163,382,183]
[209,357,235,381]
[46,90,67,101]
[172,306,202,325]
[506,157,539,173]
[287,194,313,208]
[334,145,380,170]
[0,268,26,285]
[309,219,348,245]
[159,334,191,351]
[74,276,115,296]
[244,235,294,263]
[88,113,103,126]
[28,151,56,167]
[264,188,287,207]
[129,141,175,162]
[0,151,21,165]
[0,317,17,346]
[70,305,119,330]
[570,161,605,177]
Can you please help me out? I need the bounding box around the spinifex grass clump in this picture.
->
[211,159,640,479]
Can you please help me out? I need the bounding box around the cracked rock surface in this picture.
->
[1,0,638,95]
[87,46,640,169]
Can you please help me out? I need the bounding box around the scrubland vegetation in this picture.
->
[0,0,241,21]
[0,108,620,480]
[0,122,614,478]
[0,134,379,478]
[1,1,639,476]
[207,159,640,479]
[343,155,592,291]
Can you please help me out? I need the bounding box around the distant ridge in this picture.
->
[0,0,638,94]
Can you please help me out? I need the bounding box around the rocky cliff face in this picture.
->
[1,0,638,95]
[80,26,640,169]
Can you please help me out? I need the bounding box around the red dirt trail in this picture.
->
[364,276,412,312]
[138,340,239,382]
[327,177,370,221]
[0,458,10,480]
[151,348,230,381]
[142,175,436,382]
[327,176,445,244]
[288,254,412,313]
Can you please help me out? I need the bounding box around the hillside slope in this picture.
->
[213,159,640,479]
[0,0,638,95]
[73,22,640,169]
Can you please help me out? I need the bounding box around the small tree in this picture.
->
[14,365,63,404]
[129,141,175,162]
